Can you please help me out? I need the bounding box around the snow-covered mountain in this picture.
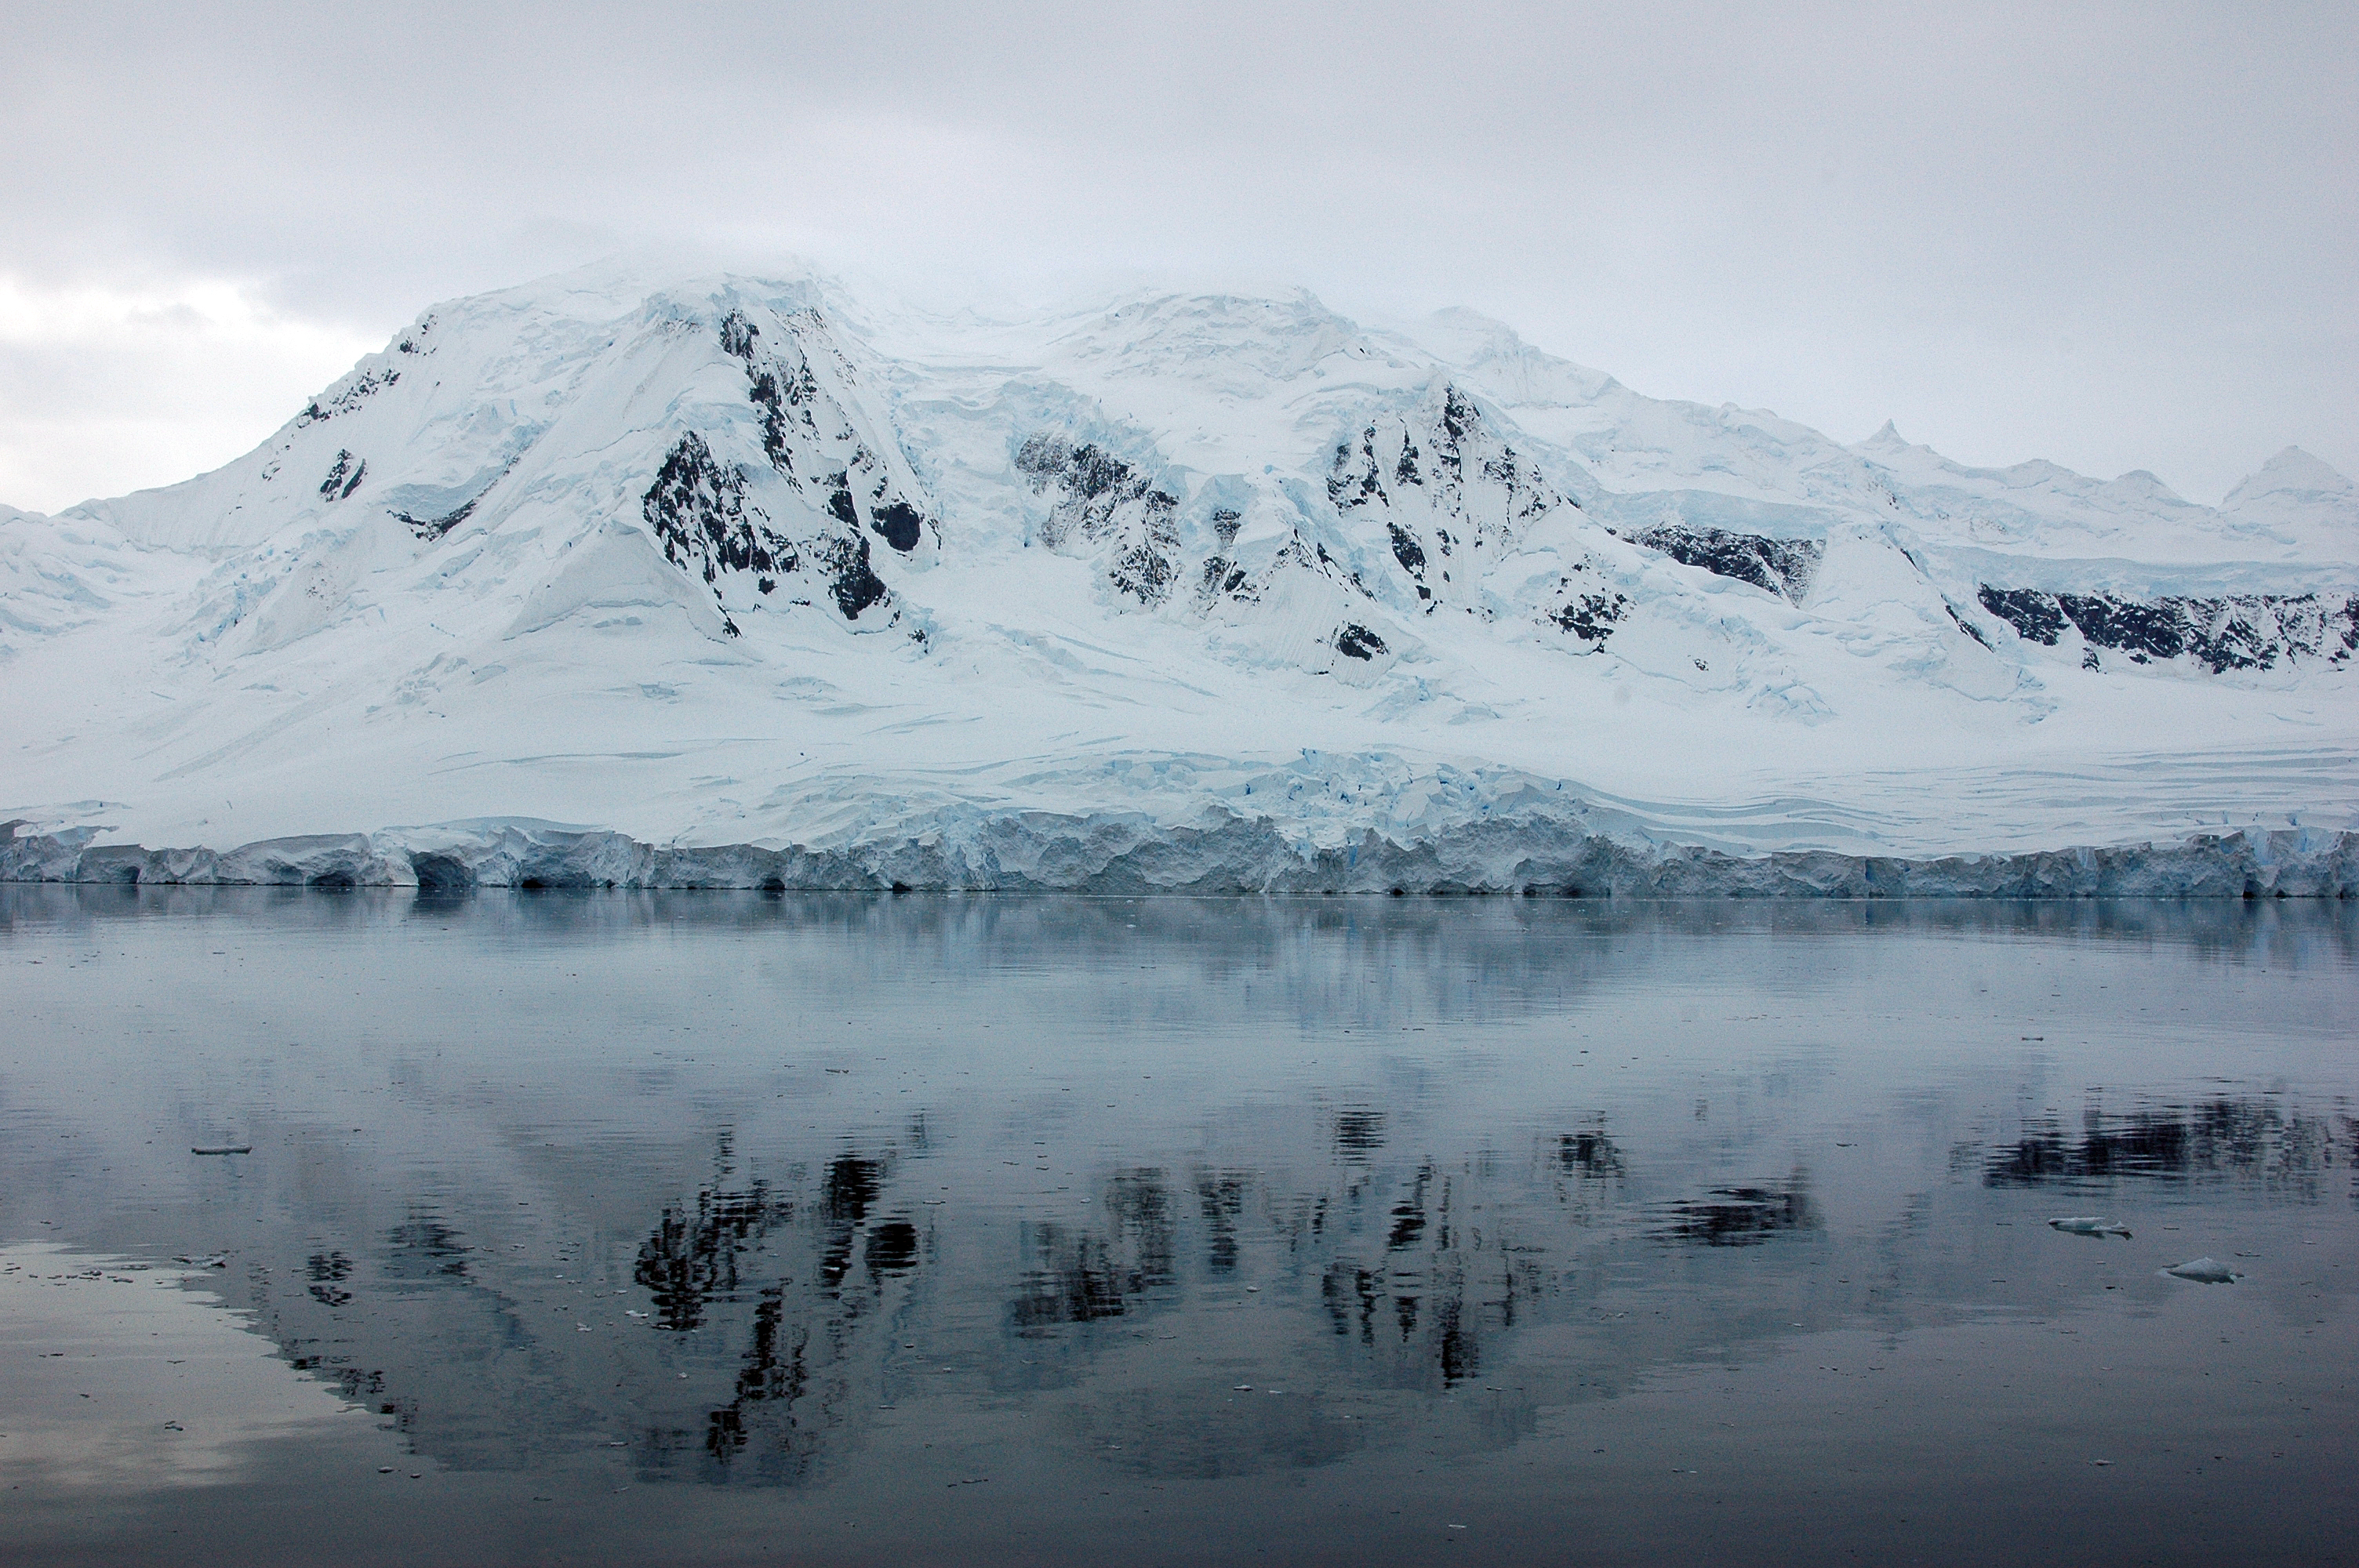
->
[4,263,2354,891]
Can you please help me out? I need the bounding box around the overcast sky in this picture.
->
[2,0,2352,514]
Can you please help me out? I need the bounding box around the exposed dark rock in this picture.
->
[642,432,799,633]
[1016,433,1183,607]
[1631,525,1821,603]
[871,499,924,554]
[298,366,398,426]
[1198,556,1250,599]
[1977,585,2359,673]
[394,495,477,542]
[1329,387,1565,613]
[1977,586,2065,644]
[644,434,795,586]
[814,531,889,620]
[1946,604,1992,648]
[718,308,934,552]
[319,450,365,500]
[1336,622,1387,661]
[718,308,760,361]
[1547,572,1630,648]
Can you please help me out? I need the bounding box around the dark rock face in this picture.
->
[319,449,366,500]
[393,316,435,355]
[394,495,478,543]
[1544,566,1630,648]
[1630,525,1821,604]
[296,365,398,426]
[1327,385,1564,614]
[631,306,940,631]
[870,500,924,554]
[1977,585,2359,673]
[717,309,936,557]
[1016,433,1184,607]
[645,434,794,579]
[642,432,801,634]
[1977,588,2065,644]
[1336,623,1387,661]
[812,531,889,620]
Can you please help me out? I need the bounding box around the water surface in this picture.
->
[2,889,2353,1565]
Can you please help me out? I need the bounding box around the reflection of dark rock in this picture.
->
[634,1182,792,1331]
[863,1220,918,1277]
[707,1285,812,1467]
[645,1144,925,1481]
[307,1249,354,1307]
[819,1152,889,1290]
[1103,1170,1176,1289]
[1985,1100,2341,1190]
[1387,1165,1432,1250]
[1334,1110,1386,1160]
[1656,1185,1815,1247]
[1305,1160,1549,1392]
[1011,1171,1179,1329]
[1558,1130,1626,1179]
[1012,1225,1131,1327]
[1197,1169,1249,1273]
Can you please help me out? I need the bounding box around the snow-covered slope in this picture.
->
[4,262,2354,891]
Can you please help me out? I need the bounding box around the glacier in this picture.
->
[2,262,2354,894]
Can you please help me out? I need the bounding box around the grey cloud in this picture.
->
[2,0,2353,507]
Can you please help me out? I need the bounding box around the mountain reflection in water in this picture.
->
[1985,1099,2346,1192]
[0,887,2354,1561]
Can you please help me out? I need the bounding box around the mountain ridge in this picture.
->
[3,263,2354,890]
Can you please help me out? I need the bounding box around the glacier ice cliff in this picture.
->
[6,815,2351,898]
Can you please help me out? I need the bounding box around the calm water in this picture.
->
[1,888,2353,1566]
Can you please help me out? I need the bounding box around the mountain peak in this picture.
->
[2226,445,2354,504]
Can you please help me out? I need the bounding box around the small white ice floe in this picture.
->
[2048,1217,2132,1240]
[2162,1257,2241,1284]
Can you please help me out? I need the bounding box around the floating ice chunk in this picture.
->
[2048,1216,2132,1240]
[2161,1257,2241,1283]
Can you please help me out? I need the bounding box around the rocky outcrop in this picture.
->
[1015,434,1183,607]
[718,309,936,559]
[1628,525,1820,604]
[1327,385,1565,614]
[1978,586,2359,672]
